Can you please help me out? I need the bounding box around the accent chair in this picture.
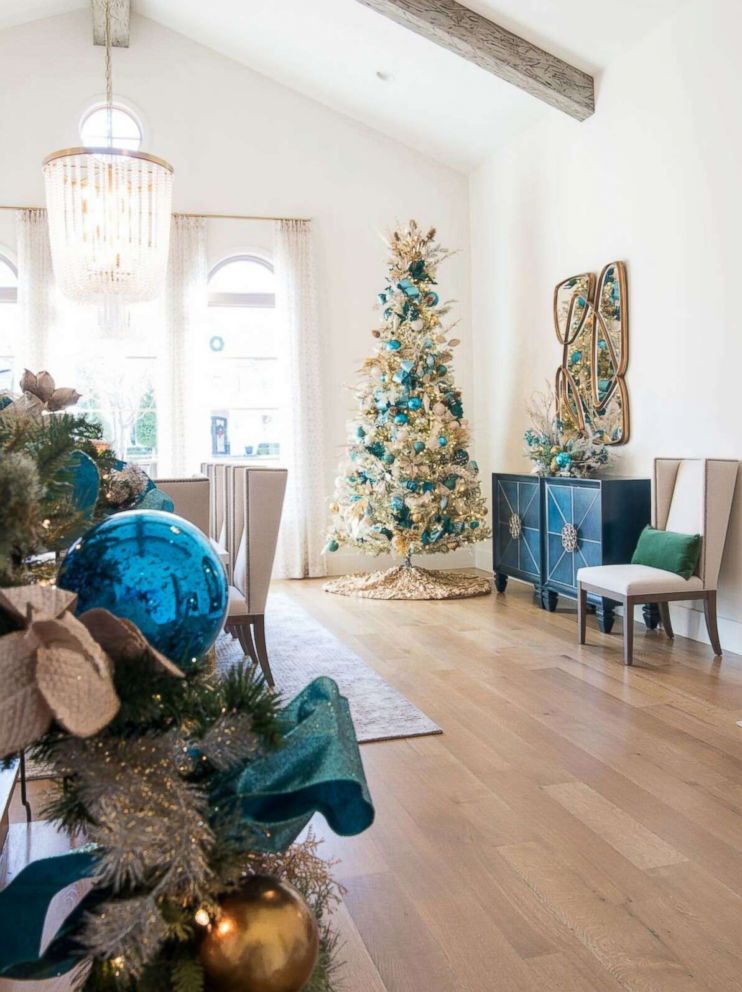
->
[576,458,737,665]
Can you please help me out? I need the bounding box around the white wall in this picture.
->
[470,0,742,649]
[0,9,474,574]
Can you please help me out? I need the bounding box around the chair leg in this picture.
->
[578,584,587,645]
[253,615,275,688]
[623,598,634,666]
[658,602,674,640]
[227,622,258,664]
[704,591,722,656]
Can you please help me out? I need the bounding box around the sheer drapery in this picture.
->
[16,209,54,371]
[273,219,326,579]
[160,215,208,476]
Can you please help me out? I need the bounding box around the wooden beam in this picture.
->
[354,0,594,120]
[91,0,130,48]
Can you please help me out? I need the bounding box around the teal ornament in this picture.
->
[421,530,431,546]
[425,291,439,306]
[387,339,401,351]
[555,452,572,469]
[449,401,463,418]
[382,452,395,464]
[397,278,420,298]
[377,291,387,304]
[470,520,480,529]
[367,441,384,458]
[453,448,468,466]
[443,474,458,490]
[57,510,228,666]
[422,481,435,493]
[408,259,427,280]
[325,539,339,552]
[70,450,100,519]
[437,364,447,376]
[405,480,418,492]
[570,350,582,364]
[355,425,366,439]
[391,496,405,511]
[413,441,425,454]
[408,397,422,411]
[394,413,408,425]
[0,395,12,412]
[438,436,447,446]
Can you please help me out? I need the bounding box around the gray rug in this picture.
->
[216,593,441,744]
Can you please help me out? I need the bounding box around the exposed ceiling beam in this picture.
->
[354,0,594,121]
[91,0,130,48]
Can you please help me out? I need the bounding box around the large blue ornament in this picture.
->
[58,510,228,666]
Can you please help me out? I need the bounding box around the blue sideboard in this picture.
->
[492,473,652,633]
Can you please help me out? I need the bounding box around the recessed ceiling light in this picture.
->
[376,71,393,82]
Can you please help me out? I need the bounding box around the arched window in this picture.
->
[80,103,142,151]
[205,255,282,460]
[0,252,18,392]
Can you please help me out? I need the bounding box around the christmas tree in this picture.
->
[324,221,491,599]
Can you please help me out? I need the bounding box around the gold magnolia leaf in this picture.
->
[0,586,77,626]
[31,615,120,737]
[0,632,53,758]
[79,608,184,679]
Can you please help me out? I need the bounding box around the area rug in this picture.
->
[216,593,441,744]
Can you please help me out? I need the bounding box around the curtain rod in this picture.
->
[0,205,310,222]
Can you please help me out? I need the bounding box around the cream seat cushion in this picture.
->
[577,564,704,597]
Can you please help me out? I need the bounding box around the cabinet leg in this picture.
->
[494,572,508,593]
[596,598,616,634]
[642,603,660,630]
[540,588,559,612]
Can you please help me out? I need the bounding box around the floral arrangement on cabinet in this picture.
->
[523,385,609,478]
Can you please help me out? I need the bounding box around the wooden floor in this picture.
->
[5,575,742,991]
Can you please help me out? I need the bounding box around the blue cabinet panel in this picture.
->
[492,473,651,608]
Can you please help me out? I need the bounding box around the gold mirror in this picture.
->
[554,261,629,445]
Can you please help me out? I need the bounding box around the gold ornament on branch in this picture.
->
[199,875,319,992]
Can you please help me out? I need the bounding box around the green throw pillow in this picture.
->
[631,525,701,580]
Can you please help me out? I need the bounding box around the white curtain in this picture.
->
[273,219,326,579]
[161,215,208,476]
[16,209,54,371]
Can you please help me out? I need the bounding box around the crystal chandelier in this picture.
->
[42,1,174,304]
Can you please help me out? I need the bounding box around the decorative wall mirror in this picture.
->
[553,261,629,444]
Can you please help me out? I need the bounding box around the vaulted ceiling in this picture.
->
[0,0,688,169]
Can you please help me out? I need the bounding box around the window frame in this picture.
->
[206,253,281,460]
[208,254,276,309]
[78,100,144,152]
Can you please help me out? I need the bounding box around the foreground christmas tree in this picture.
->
[324,221,491,599]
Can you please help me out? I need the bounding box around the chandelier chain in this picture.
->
[104,0,113,144]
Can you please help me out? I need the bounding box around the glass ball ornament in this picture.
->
[57,510,228,666]
[199,875,319,992]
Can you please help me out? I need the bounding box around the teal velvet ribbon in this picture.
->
[0,677,373,979]
[235,676,374,850]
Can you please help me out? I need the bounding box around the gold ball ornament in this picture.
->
[199,876,319,992]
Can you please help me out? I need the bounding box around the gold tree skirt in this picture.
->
[323,564,492,600]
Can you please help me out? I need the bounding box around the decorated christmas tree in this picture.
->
[324,221,491,600]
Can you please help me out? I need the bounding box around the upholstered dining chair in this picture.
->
[222,465,287,687]
[154,476,211,536]
[576,459,737,665]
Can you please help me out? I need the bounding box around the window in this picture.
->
[80,104,142,151]
[206,255,282,460]
[0,253,18,393]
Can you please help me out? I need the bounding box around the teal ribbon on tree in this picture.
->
[0,677,374,980]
